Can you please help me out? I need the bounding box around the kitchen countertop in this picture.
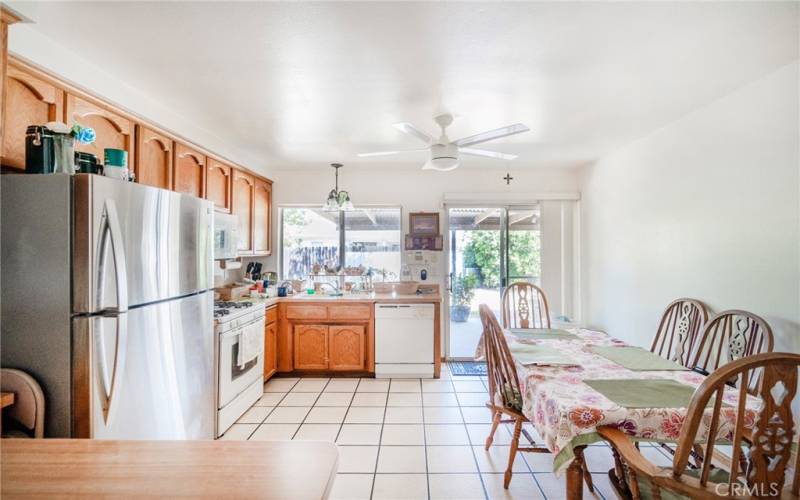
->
[1,439,338,499]
[248,292,442,307]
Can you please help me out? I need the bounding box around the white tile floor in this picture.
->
[221,363,677,499]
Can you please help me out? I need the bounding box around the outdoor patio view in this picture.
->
[281,207,401,281]
[448,207,541,358]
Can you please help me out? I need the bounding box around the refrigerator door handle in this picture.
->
[94,312,128,426]
[97,199,129,313]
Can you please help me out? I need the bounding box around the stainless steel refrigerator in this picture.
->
[1,174,215,439]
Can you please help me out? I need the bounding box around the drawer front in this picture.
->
[285,304,328,320]
[328,304,372,321]
[266,305,278,324]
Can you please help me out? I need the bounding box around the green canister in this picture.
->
[104,148,128,168]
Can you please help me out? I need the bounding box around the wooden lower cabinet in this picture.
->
[293,324,329,370]
[277,302,375,374]
[264,319,277,380]
[329,325,366,371]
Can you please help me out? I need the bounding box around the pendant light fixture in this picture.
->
[323,163,354,211]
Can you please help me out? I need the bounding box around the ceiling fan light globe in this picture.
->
[423,158,459,171]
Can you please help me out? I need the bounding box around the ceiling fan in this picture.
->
[357,114,530,171]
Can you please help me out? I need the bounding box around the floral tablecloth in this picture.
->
[487,328,763,473]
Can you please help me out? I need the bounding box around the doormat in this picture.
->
[449,361,487,376]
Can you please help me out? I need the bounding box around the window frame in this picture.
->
[278,204,403,280]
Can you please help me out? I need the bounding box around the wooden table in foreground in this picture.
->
[1,439,338,499]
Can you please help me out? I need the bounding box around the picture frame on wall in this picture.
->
[409,212,439,235]
[405,234,443,251]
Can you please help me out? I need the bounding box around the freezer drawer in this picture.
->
[72,291,215,439]
[375,304,434,365]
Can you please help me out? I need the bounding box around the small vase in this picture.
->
[52,133,76,174]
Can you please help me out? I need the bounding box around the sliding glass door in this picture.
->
[446,205,541,359]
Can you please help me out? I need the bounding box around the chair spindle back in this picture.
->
[672,353,800,496]
[480,304,524,412]
[502,282,550,329]
[650,298,707,368]
[692,310,773,392]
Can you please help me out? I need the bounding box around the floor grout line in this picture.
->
[418,378,431,500]
[290,378,331,440]
[243,367,621,499]
[455,386,490,500]
[369,379,390,500]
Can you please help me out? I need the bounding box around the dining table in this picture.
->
[481,327,763,500]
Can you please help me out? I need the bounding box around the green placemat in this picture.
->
[509,328,578,340]
[508,343,577,366]
[585,379,701,408]
[589,346,688,371]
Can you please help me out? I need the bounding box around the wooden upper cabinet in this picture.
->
[253,178,272,255]
[231,169,255,253]
[173,142,206,198]
[65,94,134,163]
[329,325,366,371]
[2,63,64,170]
[206,158,232,213]
[294,325,328,370]
[135,125,173,189]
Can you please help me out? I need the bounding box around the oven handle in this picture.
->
[219,317,265,340]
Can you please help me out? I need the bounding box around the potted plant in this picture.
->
[450,274,477,323]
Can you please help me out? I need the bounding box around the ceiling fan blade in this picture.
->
[460,148,518,161]
[393,122,434,145]
[356,148,427,158]
[452,123,530,148]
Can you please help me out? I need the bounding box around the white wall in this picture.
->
[267,167,581,278]
[580,62,800,359]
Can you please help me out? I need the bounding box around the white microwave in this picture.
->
[214,212,239,260]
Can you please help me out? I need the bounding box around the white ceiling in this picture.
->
[17,1,800,171]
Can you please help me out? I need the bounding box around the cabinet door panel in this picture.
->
[2,64,63,170]
[264,320,278,380]
[293,324,328,370]
[206,158,232,213]
[66,94,134,163]
[173,142,205,198]
[329,325,366,371]
[253,178,272,255]
[231,169,254,253]
[135,125,172,189]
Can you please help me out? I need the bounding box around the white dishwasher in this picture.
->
[375,303,435,378]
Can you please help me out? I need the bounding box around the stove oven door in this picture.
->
[218,317,265,408]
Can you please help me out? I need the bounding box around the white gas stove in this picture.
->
[214,300,265,437]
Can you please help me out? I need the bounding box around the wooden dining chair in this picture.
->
[692,310,774,394]
[501,282,550,329]
[650,298,708,368]
[479,304,593,491]
[598,352,800,500]
[1,368,45,438]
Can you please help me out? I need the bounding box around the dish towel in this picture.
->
[237,322,261,367]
